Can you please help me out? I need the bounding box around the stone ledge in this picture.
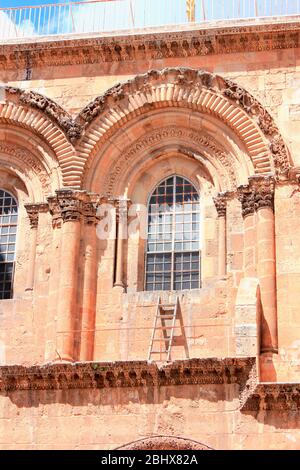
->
[241,383,300,411]
[0,357,255,392]
[1,18,300,70]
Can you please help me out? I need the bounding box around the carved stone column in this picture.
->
[46,196,63,362]
[80,196,99,361]
[238,185,256,278]
[251,175,278,354]
[238,176,278,354]
[55,189,83,362]
[24,203,39,292]
[114,197,130,291]
[213,194,227,277]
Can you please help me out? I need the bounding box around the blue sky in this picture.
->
[0,1,70,6]
[1,1,300,39]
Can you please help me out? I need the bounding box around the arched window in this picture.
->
[145,176,200,291]
[0,190,18,299]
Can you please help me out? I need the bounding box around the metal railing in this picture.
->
[0,0,300,41]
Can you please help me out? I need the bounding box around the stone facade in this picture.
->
[1,16,300,450]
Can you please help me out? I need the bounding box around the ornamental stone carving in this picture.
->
[250,175,275,212]
[0,357,255,392]
[238,186,256,218]
[103,126,237,195]
[213,194,228,217]
[24,203,49,229]
[1,21,299,70]
[238,175,275,217]
[47,190,107,226]
[4,87,83,143]
[56,189,86,222]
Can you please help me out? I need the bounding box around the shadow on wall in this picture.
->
[0,381,239,409]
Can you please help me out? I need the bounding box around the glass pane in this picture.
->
[0,191,17,300]
[146,176,200,291]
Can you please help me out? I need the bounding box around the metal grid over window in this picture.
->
[145,176,200,291]
[0,190,18,300]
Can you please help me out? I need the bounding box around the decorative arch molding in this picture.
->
[1,86,81,188]
[0,141,53,200]
[76,68,291,185]
[98,125,243,197]
[116,436,213,450]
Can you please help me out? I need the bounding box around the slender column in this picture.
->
[45,196,62,362]
[80,198,99,361]
[114,197,130,290]
[24,204,39,291]
[252,176,278,354]
[213,194,227,277]
[55,190,83,362]
[238,186,257,278]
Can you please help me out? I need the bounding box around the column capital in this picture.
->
[55,189,86,223]
[47,195,62,228]
[249,175,275,212]
[237,185,255,218]
[213,193,227,217]
[238,175,275,217]
[24,203,49,229]
[114,197,132,221]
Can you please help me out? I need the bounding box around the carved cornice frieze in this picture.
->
[241,383,300,411]
[0,357,255,392]
[24,203,49,228]
[1,20,300,70]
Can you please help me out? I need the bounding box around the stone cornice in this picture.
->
[1,19,300,70]
[0,357,255,392]
[1,357,299,410]
[241,383,300,411]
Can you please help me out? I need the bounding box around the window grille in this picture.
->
[145,176,200,291]
[0,190,18,299]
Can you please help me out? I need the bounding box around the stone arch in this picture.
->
[1,86,82,188]
[0,127,62,200]
[76,68,291,189]
[116,435,213,450]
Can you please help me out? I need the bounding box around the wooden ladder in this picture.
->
[148,296,186,362]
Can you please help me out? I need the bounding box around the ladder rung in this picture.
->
[157,315,175,319]
[152,338,170,342]
[159,303,176,307]
[155,326,175,330]
[150,351,168,354]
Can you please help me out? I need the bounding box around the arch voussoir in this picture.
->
[75,68,290,186]
[0,86,83,189]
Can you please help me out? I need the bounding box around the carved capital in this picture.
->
[24,203,49,229]
[249,175,275,212]
[82,200,99,225]
[24,204,39,229]
[114,197,131,222]
[238,185,255,218]
[213,194,227,217]
[55,189,84,223]
[47,196,62,228]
